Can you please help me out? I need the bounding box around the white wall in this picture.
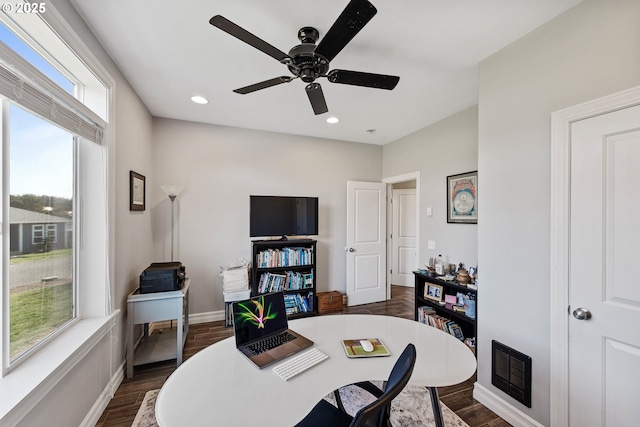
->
[15,335,112,427]
[383,106,478,270]
[151,118,382,314]
[477,0,640,424]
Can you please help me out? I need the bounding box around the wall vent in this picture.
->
[491,340,532,407]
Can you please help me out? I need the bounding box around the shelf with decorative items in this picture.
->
[251,239,317,319]
[414,267,477,356]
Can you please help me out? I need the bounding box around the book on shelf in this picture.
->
[284,270,314,290]
[256,247,314,268]
[258,270,314,293]
[257,272,287,293]
[283,291,314,315]
[417,306,468,342]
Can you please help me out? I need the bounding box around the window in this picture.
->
[32,225,42,243]
[1,11,108,371]
[31,224,59,243]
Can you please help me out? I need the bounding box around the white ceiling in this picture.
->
[71,0,582,145]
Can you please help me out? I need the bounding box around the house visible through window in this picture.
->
[1,15,107,369]
[3,53,75,362]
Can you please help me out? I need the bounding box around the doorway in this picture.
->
[345,173,420,306]
[550,85,640,426]
[384,172,420,292]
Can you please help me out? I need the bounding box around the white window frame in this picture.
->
[45,223,57,244]
[30,224,58,245]
[32,224,43,244]
[0,1,117,423]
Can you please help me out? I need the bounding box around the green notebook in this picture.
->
[342,338,391,358]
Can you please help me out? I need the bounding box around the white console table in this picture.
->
[127,278,190,378]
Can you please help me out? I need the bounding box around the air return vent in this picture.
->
[492,340,532,407]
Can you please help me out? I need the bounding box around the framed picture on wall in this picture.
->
[447,171,477,224]
[130,171,146,211]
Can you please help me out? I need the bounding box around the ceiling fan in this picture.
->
[209,0,399,115]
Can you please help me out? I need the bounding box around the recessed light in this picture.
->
[191,95,209,104]
[326,117,339,124]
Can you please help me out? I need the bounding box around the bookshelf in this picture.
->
[414,271,476,355]
[251,239,317,318]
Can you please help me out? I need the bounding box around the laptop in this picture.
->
[232,291,314,368]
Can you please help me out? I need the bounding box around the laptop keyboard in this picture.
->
[247,331,297,355]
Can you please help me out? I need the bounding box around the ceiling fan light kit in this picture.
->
[209,0,399,115]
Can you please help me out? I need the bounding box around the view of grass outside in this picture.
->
[9,249,74,360]
[8,104,75,362]
[10,281,73,360]
[3,21,79,363]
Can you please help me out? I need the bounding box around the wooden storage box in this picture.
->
[317,291,343,314]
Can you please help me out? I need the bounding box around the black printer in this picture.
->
[139,262,186,293]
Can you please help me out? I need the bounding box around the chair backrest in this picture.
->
[350,343,417,427]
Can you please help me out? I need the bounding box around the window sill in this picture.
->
[0,312,118,425]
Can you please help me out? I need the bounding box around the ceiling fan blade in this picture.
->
[210,15,291,63]
[305,83,328,115]
[314,0,377,62]
[327,69,399,90]
[233,76,294,94]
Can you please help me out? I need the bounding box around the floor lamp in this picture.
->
[161,185,184,262]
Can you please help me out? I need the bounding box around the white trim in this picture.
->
[41,0,117,318]
[550,85,640,427]
[382,172,421,297]
[0,313,117,425]
[185,309,225,325]
[474,382,544,427]
[149,309,225,334]
[80,359,125,427]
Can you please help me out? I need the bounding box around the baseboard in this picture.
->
[473,382,545,427]
[80,360,125,427]
[186,309,225,324]
[149,310,225,333]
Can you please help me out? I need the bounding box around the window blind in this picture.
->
[0,40,105,144]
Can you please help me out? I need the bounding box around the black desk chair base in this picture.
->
[295,343,417,427]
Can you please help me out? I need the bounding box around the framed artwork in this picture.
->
[130,171,146,211]
[447,171,477,224]
[424,284,444,302]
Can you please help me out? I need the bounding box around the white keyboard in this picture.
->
[272,348,329,381]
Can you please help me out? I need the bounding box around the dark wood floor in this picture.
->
[96,286,510,427]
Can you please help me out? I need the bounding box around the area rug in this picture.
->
[132,382,469,427]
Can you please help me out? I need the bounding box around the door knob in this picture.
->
[345,247,355,252]
[572,307,592,320]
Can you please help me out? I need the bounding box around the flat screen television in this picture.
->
[250,195,318,238]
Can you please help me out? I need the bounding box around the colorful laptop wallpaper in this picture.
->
[233,292,287,346]
[236,295,277,329]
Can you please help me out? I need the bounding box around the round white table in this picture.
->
[156,314,476,427]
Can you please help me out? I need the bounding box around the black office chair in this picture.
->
[294,343,417,427]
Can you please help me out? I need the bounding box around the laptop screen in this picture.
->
[233,292,288,347]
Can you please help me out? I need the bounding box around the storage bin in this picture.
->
[317,291,343,314]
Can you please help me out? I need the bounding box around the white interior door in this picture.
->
[569,104,640,426]
[391,189,416,287]
[346,181,386,306]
